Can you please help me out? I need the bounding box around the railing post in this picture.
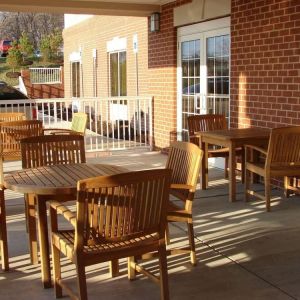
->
[149,96,153,151]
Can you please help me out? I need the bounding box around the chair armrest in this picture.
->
[44,128,81,135]
[245,144,268,155]
[50,201,76,228]
[170,183,194,191]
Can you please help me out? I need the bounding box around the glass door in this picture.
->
[177,24,230,140]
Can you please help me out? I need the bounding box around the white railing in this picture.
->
[29,67,62,84]
[0,96,153,152]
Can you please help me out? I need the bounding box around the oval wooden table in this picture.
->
[4,163,128,288]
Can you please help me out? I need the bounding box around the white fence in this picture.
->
[0,96,153,152]
[29,67,62,84]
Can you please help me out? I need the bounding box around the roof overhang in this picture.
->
[0,0,168,17]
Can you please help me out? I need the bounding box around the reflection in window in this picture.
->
[110,51,127,96]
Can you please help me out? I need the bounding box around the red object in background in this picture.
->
[0,40,12,57]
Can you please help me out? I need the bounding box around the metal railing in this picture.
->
[0,96,153,152]
[29,67,62,84]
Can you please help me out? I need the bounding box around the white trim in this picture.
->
[178,17,230,37]
[107,37,127,52]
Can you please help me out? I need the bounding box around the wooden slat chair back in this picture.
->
[187,114,227,145]
[0,112,26,122]
[50,169,171,300]
[0,120,43,182]
[70,112,88,134]
[20,134,86,265]
[166,141,203,265]
[245,126,300,211]
[21,134,86,169]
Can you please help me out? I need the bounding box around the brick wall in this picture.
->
[148,0,191,150]
[21,69,64,99]
[230,0,300,129]
[63,16,149,99]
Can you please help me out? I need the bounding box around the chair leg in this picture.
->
[241,149,245,184]
[265,175,271,212]
[52,244,62,298]
[187,221,196,266]
[158,243,169,300]
[224,157,229,178]
[76,263,87,300]
[27,194,38,264]
[0,188,9,271]
[0,159,4,185]
[245,168,251,202]
[284,176,290,198]
[165,224,170,245]
[127,256,136,280]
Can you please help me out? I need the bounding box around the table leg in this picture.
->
[36,195,52,288]
[229,141,236,202]
[200,141,208,190]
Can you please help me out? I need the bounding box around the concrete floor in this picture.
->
[1,150,300,300]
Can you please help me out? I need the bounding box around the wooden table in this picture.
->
[198,128,270,202]
[4,163,127,288]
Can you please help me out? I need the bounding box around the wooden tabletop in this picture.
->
[198,127,270,142]
[4,163,128,195]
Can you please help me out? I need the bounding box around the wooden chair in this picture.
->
[166,141,203,265]
[187,114,242,178]
[0,188,8,271]
[44,112,88,136]
[20,134,86,264]
[50,169,171,300]
[245,126,300,211]
[0,120,43,183]
[0,112,26,122]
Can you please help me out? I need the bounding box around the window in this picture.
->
[110,51,127,96]
[71,61,80,97]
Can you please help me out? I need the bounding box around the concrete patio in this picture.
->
[1,149,300,299]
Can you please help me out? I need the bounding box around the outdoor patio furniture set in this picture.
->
[1,112,300,300]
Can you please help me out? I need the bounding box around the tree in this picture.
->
[39,34,51,63]
[6,42,22,72]
[39,29,63,63]
[0,12,63,49]
[18,32,34,61]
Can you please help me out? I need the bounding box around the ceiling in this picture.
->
[0,0,174,16]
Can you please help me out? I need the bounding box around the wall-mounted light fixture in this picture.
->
[150,12,160,32]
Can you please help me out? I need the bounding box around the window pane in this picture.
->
[188,60,194,77]
[195,40,200,58]
[223,35,230,56]
[215,36,223,57]
[207,38,214,57]
[207,58,214,76]
[182,42,189,60]
[110,53,118,96]
[119,52,127,96]
[222,56,229,76]
[188,41,195,59]
[215,57,222,76]
[182,78,188,95]
[182,60,188,77]
[207,78,214,94]
[195,59,200,76]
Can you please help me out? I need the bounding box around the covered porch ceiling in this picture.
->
[0,0,172,16]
